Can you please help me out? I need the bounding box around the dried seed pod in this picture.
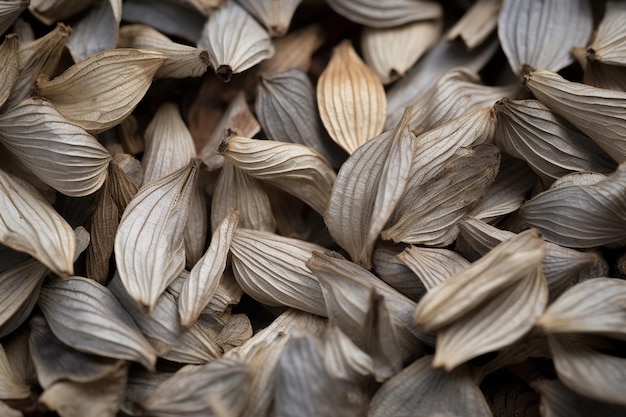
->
[498,0,593,75]
[587,1,626,67]
[521,165,626,248]
[197,1,274,82]
[397,246,470,291]
[361,19,441,84]
[494,98,616,185]
[0,1,28,36]
[372,244,424,301]
[258,24,324,75]
[0,260,47,335]
[119,24,210,79]
[317,40,386,154]
[66,0,122,63]
[0,340,33,400]
[236,0,302,37]
[29,0,94,25]
[326,0,442,28]
[583,60,626,92]
[525,69,626,163]
[446,0,499,49]
[0,98,112,197]
[0,34,19,109]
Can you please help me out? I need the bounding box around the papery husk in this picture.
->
[547,334,626,406]
[326,0,441,28]
[258,24,324,75]
[211,161,275,233]
[322,323,375,385]
[0,401,22,417]
[115,160,199,314]
[385,33,499,123]
[372,244,424,301]
[216,313,252,352]
[36,48,167,134]
[325,108,414,268]
[414,229,548,370]
[0,168,75,276]
[498,0,592,75]
[521,164,626,248]
[494,98,616,185]
[397,246,470,291]
[0,34,19,109]
[275,332,361,417]
[446,0,499,49]
[38,277,158,371]
[229,228,327,316]
[139,356,249,417]
[534,378,626,417]
[119,24,209,79]
[236,0,302,37]
[0,1,27,36]
[122,368,172,416]
[179,210,239,328]
[583,60,626,92]
[0,260,47,333]
[115,116,144,156]
[0,342,31,400]
[197,90,260,171]
[121,0,205,43]
[28,0,94,25]
[362,19,441,84]
[383,143,500,246]
[179,0,223,16]
[66,0,122,63]
[587,1,626,67]
[219,135,335,215]
[0,97,112,197]
[197,1,274,82]
[469,155,536,223]
[39,361,127,417]
[538,277,626,339]
[389,67,516,133]
[5,23,70,111]
[28,315,122,389]
[317,40,386,154]
[525,69,626,163]
[368,355,492,417]
[456,217,600,300]
[108,273,222,364]
[256,69,343,167]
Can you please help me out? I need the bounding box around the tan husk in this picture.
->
[326,0,442,28]
[28,0,94,25]
[0,1,28,36]
[236,0,302,37]
[66,0,122,63]
[446,0,499,49]
[397,246,470,291]
[0,34,19,109]
[258,24,325,75]
[587,1,626,67]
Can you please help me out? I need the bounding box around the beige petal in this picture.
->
[0,1,27,36]
[140,357,249,417]
[5,23,70,111]
[0,260,47,332]
[216,314,252,352]
[447,0,499,49]
[326,0,442,28]
[118,24,209,79]
[325,109,414,268]
[368,355,491,417]
[36,48,167,134]
[108,273,221,364]
[0,168,75,276]
[211,161,276,233]
[237,0,302,37]
[219,135,336,215]
[372,244,424,300]
[322,323,375,383]
[67,0,122,63]
[0,98,111,196]
[587,1,626,67]
[0,34,18,109]
[115,160,199,313]
[255,69,344,167]
[38,277,157,370]
[39,362,127,417]
[534,378,626,417]
[494,98,616,185]
[179,210,239,328]
[583,60,626,92]
[362,19,441,85]
[548,334,626,406]
[498,0,592,75]
[230,228,327,316]
[0,343,30,400]
[383,144,500,246]
[197,1,274,82]
[317,40,386,153]
[29,0,94,25]
[0,400,22,417]
[397,246,470,291]
[521,164,626,248]
[86,181,118,285]
[525,69,626,163]
[197,91,260,171]
[538,277,626,339]
[258,24,324,74]
[179,0,223,17]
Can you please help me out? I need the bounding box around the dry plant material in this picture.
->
[236,0,302,37]
[0,1,27,36]
[587,1,626,67]
[447,0,500,49]
[66,0,122,63]
[0,34,18,109]
[258,24,325,75]
[198,0,274,82]
[326,0,442,28]
[317,40,386,154]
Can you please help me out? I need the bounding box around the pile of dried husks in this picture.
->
[0,0,625,416]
